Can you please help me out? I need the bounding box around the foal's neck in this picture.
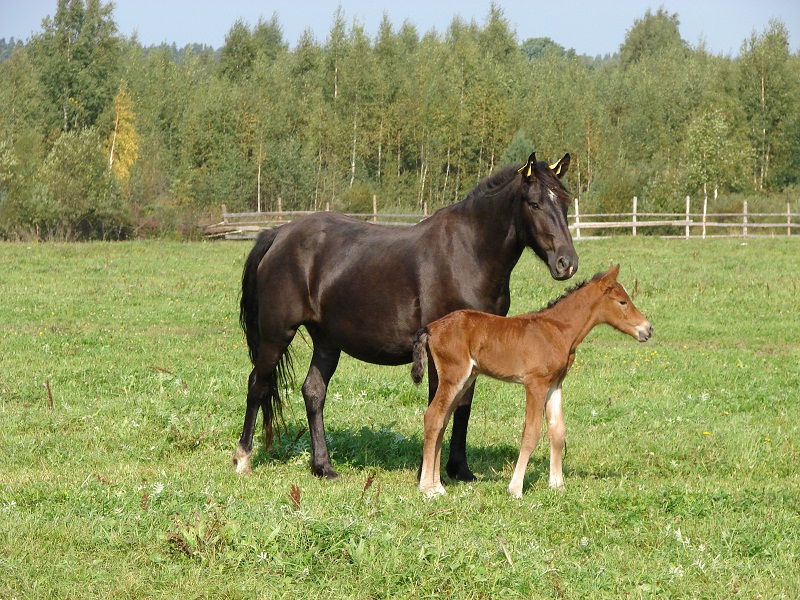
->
[534,283,605,350]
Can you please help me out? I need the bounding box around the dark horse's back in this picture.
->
[241,210,484,366]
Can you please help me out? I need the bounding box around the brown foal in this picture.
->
[411,265,653,498]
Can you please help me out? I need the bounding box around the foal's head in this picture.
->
[595,265,653,342]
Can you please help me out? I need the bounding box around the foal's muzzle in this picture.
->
[636,323,654,342]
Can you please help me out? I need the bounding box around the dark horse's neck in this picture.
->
[447,165,526,265]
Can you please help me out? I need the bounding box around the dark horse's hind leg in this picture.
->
[233,369,261,474]
[233,335,294,474]
[446,385,477,482]
[425,358,477,482]
[302,333,341,479]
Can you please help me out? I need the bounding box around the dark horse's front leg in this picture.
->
[426,358,477,482]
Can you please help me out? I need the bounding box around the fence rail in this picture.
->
[205,196,797,240]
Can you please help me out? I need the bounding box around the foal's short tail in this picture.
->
[240,228,293,447]
[411,328,429,385]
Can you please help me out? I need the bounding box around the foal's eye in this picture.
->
[619,300,628,306]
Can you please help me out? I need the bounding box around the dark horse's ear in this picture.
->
[517,152,537,181]
[549,153,570,178]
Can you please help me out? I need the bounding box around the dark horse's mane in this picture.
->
[543,270,607,310]
[462,164,522,202]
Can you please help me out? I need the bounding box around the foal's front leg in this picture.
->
[508,382,547,498]
[545,383,566,490]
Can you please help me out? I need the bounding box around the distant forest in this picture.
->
[1,0,798,239]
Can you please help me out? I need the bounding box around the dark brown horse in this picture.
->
[235,152,578,479]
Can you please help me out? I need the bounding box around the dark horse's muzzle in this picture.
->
[550,252,578,280]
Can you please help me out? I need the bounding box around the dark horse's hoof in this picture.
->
[312,464,340,480]
[446,461,477,482]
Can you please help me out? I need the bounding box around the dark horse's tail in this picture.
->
[240,228,293,448]
[411,328,429,385]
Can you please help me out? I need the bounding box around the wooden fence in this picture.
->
[205,195,798,240]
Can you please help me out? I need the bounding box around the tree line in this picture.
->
[0,0,798,240]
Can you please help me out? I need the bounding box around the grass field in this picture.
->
[1,236,798,598]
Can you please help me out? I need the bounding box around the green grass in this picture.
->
[1,237,798,598]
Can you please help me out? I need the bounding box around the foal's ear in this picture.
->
[601,263,621,287]
[517,152,537,181]
[549,153,570,178]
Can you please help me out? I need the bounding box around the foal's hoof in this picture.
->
[420,484,447,498]
[445,461,477,482]
[507,488,523,499]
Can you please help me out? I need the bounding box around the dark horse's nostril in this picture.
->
[556,256,570,275]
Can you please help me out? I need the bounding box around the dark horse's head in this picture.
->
[514,152,578,280]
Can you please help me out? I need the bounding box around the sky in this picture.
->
[1,0,799,57]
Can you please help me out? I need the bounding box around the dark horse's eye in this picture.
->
[529,202,540,210]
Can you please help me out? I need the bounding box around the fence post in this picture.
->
[574,197,581,239]
[278,197,283,222]
[221,204,228,224]
[372,195,378,224]
[743,200,748,237]
[423,202,428,218]
[702,194,708,239]
[632,196,637,236]
[788,202,792,236]
[685,196,691,239]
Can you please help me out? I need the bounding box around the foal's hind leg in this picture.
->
[425,359,477,482]
[301,334,341,479]
[421,377,472,496]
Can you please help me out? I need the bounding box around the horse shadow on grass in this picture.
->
[248,421,623,487]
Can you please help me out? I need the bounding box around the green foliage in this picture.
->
[0,239,798,597]
[520,37,573,60]
[619,7,688,68]
[1,5,799,238]
[31,0,122,134]
[338,181,375,213]
[738,19,796,191]
[500,129,533,165]
[681,110,750,195]
[37,129,129,239]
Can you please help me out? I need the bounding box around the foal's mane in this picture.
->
[543,270,606,310]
